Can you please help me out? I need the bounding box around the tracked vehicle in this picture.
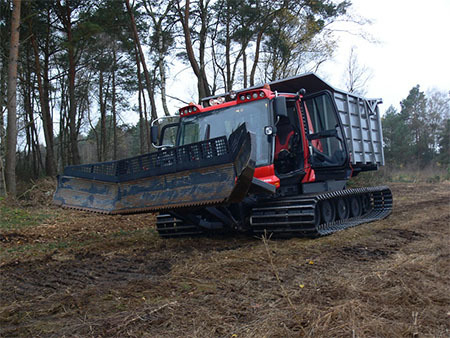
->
[54,73,392,237]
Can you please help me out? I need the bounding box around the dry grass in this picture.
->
[0,182,449,337]
[350,165,450,188]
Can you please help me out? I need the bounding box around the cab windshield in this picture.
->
[178,99,272,166]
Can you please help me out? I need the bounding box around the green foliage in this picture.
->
[399,85,432,165]
[382,105,412,165]
[437,118,450,165]
[383,87,449,170]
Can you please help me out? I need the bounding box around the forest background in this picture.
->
[0,0,449,197]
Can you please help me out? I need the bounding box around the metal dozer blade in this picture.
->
[53,124,255,214]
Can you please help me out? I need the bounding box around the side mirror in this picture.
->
[273,96,288,118]
[151,125,159,145]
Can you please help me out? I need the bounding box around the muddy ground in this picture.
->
[0,182,449,337]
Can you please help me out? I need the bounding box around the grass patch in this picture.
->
[0,205,52,231]
[0,226,159,266]
[348,164,450,188]
[111,228,157,238]
[0,240,74,265]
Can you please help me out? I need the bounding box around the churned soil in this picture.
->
[0,182,449,337]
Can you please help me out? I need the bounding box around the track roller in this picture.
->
[156,214,204,238]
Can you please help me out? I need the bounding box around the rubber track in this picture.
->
[156,186,392,238]
[251,186,392,237]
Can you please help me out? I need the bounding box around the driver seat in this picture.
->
[275,118,294,160]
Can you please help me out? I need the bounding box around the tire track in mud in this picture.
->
[0,238,255,305]
[393,195,449,214]
[0,252,171,303]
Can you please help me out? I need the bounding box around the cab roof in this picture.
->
[201,73,335,106]
[263,73,335,94]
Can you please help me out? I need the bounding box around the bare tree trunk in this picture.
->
[25,96,41,177]
[139,70,151,152]
[224,5,231,92]
[0,153,6,196]
[22,59,43,177]
[176,0,211,101]
[250,29,264,87]
[0,60,6,158]
[58,75,69,169]
[112,45,118,160]
[29,40,51,174]
[30,23,56,176]
[243,49,247,88]
[86,107,100,162]
[249,12,277,87]
[67,32,80,165]
[158,45,170,116]
[125,0,157,121]
[148,68,158,141]
[138,88,144,154]
[198,0,211,99]
[24,106,32,172]
[99,71,107,162]
[56,1,80,165]
[142,0,172,116]
[134,43,145,154]
[5,0,21,196]
[43,5,57,172]
[59,98,65,169]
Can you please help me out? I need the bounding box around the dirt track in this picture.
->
[0,182,449,337]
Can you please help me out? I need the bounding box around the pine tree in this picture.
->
[382,105,412,167]
[5,0,21,196]
[400,85,432,167]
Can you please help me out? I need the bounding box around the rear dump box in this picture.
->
[53,124,254,214]
[333,91,384,172]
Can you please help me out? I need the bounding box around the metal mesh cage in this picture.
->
[63,123,248,183]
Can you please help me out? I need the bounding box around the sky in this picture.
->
[160,0,450,119]
[318,0,450,112]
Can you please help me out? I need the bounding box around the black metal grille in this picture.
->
[63,123,247,183]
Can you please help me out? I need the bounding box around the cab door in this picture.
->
[302,91,349,171]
